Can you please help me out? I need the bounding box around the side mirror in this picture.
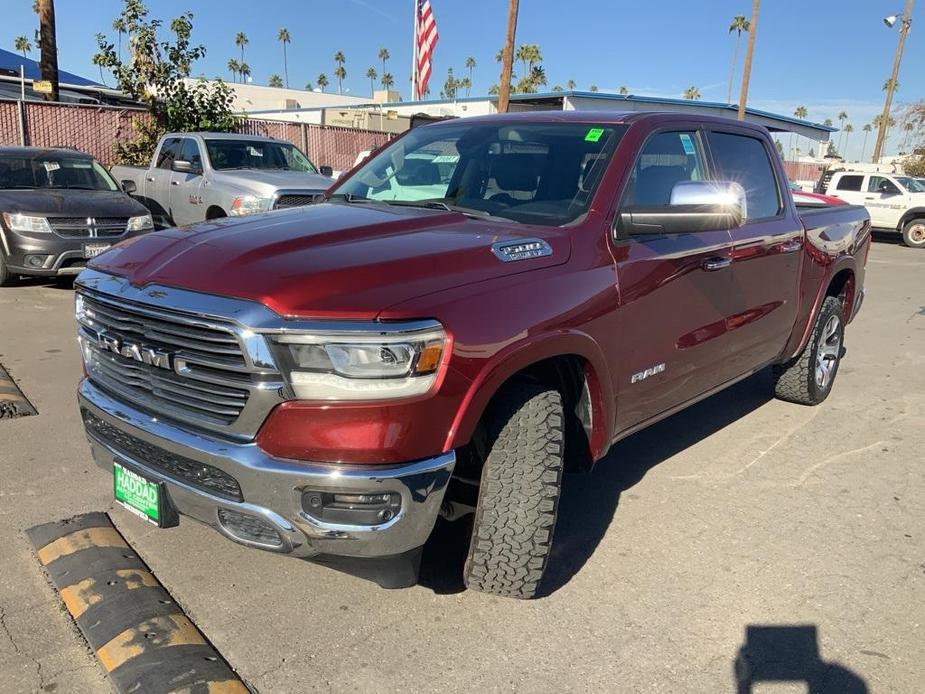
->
[319,165,334,177]
[617,181,747,237]
[172,159,193,173]
[121,179,137,195]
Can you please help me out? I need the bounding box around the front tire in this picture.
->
[773,296,845,405]
[463,381,564,599]
[901,218,925,248]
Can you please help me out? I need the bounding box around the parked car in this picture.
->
[825,170,925,247]
[0,147,154,287]
[112,133,335,226]
[75,112,870,599]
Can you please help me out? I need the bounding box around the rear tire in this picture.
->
[463,381,564,599]
[901,218,925,248]
[0,255,17,287]
[773,296,845,405]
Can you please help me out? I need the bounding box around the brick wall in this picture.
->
[0,99,393,170]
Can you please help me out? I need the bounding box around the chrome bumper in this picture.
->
[78,379,455,560]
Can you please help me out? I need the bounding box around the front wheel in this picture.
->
[772,296,845,405]
[901,218,925,248]
[463,381,564,599]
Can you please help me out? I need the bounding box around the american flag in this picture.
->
[414,0,439,99]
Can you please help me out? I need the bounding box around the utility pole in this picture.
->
[737,0,760,121]
[497,0,519,113]
[872,0,914,163]
[37,0,59,102]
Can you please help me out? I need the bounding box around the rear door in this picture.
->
[169,138,206,226]
[828,173,866,206]
[705,128,802,374]
[612,129,739,430]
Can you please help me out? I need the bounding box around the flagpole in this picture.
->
[411,0,418,100]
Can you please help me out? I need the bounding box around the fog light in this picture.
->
[217,508,284,548]
[301,489,401,526]
[24,254,50,268]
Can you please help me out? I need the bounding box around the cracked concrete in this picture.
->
[1,239,923,693]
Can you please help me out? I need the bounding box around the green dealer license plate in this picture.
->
[114,461,170,527]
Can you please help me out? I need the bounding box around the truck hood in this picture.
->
[0,189,149,217]
[210,169,334,194]
[89,202,570,319]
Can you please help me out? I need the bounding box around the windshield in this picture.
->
[896,176,925,192]
[204,139,318,172]
[0,153,118,191]
[333,121,627,226]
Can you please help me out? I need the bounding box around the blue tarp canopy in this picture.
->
[0,47,102,87]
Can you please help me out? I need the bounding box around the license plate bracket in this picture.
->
[113,461,179,528]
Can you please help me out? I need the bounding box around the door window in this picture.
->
[835,175,863,192]
[623,131,706,207]
[867,175,900,195]
[177,139,203,171]
[707,132,781,219]
[156,138,181,169]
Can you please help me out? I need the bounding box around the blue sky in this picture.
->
[6,0,923,159]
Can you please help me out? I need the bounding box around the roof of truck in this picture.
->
[162,132,284,142]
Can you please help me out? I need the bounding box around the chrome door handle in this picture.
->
[702,257,732,271]
[779,239,803,253]
[170,181,179,186]
[145,177,155,182]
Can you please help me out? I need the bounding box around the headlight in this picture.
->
[2,212,51,233]
[271,326,446,400]
[126,214,154,232]
[229,195,272,216]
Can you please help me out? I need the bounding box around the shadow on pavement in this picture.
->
[419,369,775,597]
[734,625,868,693]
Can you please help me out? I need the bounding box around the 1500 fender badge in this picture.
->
[631,363,666,383]
[491,238,553,262]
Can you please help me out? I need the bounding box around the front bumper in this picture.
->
[1,228,135,277]
[78,379,455,561]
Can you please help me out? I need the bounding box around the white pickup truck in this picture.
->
[825,171,925,248]
[112,133,335,227]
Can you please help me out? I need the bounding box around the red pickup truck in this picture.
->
[75,112,870,599]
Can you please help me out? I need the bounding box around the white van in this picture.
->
[826,171,925,248]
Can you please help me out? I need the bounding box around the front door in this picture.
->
[864,175,905,229]
[706,129,802,373]
[169,138,206,226]
[612,129,738,431]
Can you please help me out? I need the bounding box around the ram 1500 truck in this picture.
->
[112,133,335,227]
[75,112,871,599]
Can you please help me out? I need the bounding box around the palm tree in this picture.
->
[823,118,833,127]
[683,86,701,100]
[902,122,914,152]
[837,110,848,151]
[465,56,476,87]
[727,15,750,104]
[488,83,500,95]
[566,79,576,90]
[235,32,248,64]
[736,0,760,119]
[36,0,59,101]
[618,85,628,95]
[589,84,599,92]
[240,62,251,84]
[461,76,472,97]
[552,84,563,92]
[304,80,313,91]
[316,73,329,92]
[14,36,31,60]
[269,74,283,88]
[91,51,107,86]
[277,28,291,87]
[381,72,394,90]
[111,18,126,62]
[843,123,854,159]
[334,51,346,94]
[227,58,240,82]
[793,105,808,159]
[366,66,377,95]
[861,123,873,161]
[378,47,390,78]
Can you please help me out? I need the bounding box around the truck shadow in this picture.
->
[420,369,775,597]
[734,624,868,693]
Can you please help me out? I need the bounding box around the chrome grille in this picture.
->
[49,217,128,239]
[76,289,282,435]
[273,192,322,209]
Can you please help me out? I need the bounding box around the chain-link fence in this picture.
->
[0,99,393,171]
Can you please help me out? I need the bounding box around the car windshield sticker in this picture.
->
[585,128,605,143]
[247,146,264,157]
[680,134,696,155]
[42,161,61,172]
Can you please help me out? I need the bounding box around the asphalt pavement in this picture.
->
[0,237,922,693]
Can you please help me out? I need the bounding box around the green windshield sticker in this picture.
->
[679,134,696,155]
[585,128,605,143]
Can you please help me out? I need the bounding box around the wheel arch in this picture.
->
[446,331,615,463]
[206,205,227,220]
[898,207,925,230]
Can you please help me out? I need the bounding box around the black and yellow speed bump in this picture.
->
[0,364,37,419]
[27,513,250,694]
